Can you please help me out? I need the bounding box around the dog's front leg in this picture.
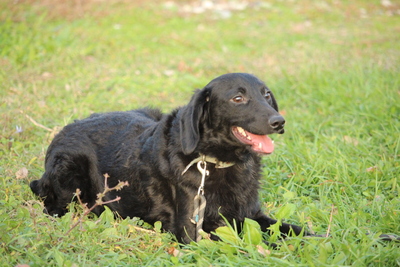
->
[252,211,304,237]
[175,221,197,244]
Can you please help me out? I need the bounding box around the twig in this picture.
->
[326,204,334,238]
[61,174,129,238]
[21,111,53,132]
[132,226,157,235]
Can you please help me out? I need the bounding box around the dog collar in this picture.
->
[181,154,235,175]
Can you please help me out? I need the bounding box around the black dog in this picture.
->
[30,73,304,243]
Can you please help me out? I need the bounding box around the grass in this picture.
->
[1,0,399,266]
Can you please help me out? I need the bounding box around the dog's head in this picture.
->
[180,73,285,155]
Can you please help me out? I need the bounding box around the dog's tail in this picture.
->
[377,233,400,242]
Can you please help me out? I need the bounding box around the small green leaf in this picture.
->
[318,241,333,262]
[274,203,296,220]
[99,206,115,223]
[53,249,64,266]
[331,251,347,265]
[84,220,97,230]
[17,207,30,219]
[215,226,240,245]
[118,254,128,260]
[170,256,179,265]
[243,218,262,245]
[282,190,296,200]
[267,220,282,243]
[154,221,162,233]
[219,243,237,255]
[198,238,217,249]
[100,227,118,238]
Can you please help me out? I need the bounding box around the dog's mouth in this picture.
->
[232,126,274,154]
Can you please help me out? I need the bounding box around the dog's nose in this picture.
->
[269,115,285,132]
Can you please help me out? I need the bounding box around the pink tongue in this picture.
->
[247,132,274,154]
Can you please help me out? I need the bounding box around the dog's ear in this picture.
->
[269,91,279,112]
[30,180,41,196]
[180,88,210,155]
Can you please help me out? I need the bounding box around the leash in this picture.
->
[182,154,234,242]
[190,159,208,242]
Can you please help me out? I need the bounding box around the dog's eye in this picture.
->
[232,96,244,103]
[264,92,271,100]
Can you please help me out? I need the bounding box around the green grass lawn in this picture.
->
[1,0,399,266]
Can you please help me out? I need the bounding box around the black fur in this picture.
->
[30,73,302,243]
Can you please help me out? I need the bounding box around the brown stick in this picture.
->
[61,174,129,239]
[326,204,334,238]
[22,112,53,132]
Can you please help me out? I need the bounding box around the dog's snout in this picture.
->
[269,115,285,132]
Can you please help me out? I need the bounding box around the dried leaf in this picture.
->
[366,166,378,172]
[306,217,315,235]
[41,72,53,78]
[16,167,28,179]
[178,61,187,72]
[256,245,271,256]
[167,247,184,257]
[287,244,295,251]
[343,136,359,146]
